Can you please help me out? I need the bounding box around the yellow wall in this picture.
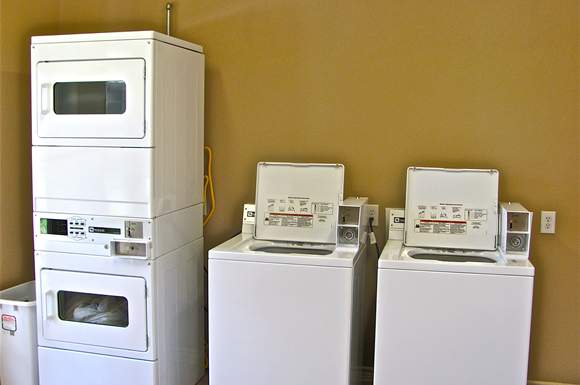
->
[0,0,578,382]
[0,1,59,288]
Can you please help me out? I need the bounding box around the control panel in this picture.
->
[40,216,128,241]
[499,202,533,260]
[34,212,152,257]
[337,197,368,248]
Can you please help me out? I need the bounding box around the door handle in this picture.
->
[44,290,55,320]
[40,83,50,115]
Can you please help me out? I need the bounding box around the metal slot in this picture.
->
[507,212,529,232]
[338,206,360,225]
[125,221,144,239]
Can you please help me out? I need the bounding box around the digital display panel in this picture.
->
[40,218,68,236]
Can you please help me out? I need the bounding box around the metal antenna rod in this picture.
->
[165,2,173,36]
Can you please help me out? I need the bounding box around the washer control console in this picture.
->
[35,212,152,257]
[337,197,369,248]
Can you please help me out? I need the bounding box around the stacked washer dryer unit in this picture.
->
[209,163,369,385]
[30,32,205,385]
[374,167,535,385]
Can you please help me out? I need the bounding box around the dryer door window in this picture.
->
[53,81,126,115]
[57,291,129,328]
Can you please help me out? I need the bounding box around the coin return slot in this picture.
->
[113,241,146,257]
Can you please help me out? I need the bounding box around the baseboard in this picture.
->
[528,381,579,385]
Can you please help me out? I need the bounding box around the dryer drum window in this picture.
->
[53,81,126,114]
[57,290,129,327]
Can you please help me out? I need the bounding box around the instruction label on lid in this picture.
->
[264,196,334,229]
[404,167,499,250]
[414,204,487,235]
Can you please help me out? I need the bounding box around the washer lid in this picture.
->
[254,162,344,244]
[404,167,499,251]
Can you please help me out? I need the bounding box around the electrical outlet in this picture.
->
[367,204,379,226]
[540,211,556,234]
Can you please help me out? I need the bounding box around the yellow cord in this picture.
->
[203,175,209,197]
[203,146,216,227]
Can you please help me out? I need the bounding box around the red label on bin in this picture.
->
[1,314,16,332]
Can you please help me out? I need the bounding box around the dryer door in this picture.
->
[36,59,145,140]
[39,269,148,352]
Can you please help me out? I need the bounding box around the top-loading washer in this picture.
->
[373,167,535,385]
[209,162,370,385]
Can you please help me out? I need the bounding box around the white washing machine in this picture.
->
[374,167,535,385]
[209,163,369,385]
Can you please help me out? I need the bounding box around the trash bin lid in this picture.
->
[0,281,36,307]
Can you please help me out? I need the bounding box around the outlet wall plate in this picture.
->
[540,210,556,234]
[367,204,379,226]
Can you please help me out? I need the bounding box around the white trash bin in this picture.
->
[0,281,38,385]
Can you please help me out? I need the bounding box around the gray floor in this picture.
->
[195,367,374,384]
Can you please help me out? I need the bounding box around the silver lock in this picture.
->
[507,233,527,252]
[338,227,358,245]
